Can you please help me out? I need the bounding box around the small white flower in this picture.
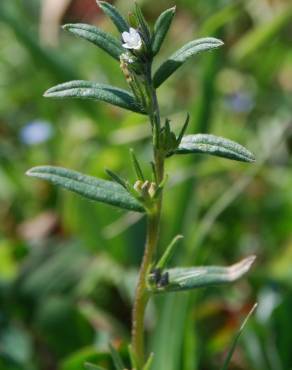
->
[122,28,142,50]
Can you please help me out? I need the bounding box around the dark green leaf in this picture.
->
[134,3,151,46]
[176,113,190,146]
[220,304,257,370]
[153,37,224,87]
[150,256,256,293]
[109,344,125,370]
[44,80,145,114]
[97,1,129,33]
[105,169,128,189]
[63,23,123,60]
[85,362,106,370]
[130,148,145,181]
[26,166,145,213]
[173,134,255,163]
[152,7,176,55]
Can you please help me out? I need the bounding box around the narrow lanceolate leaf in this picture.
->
[26,166,144,213]
[152,6,176,55]
[143,353,154,370]
[109,344,125,370]
[85,363,106,370]
[63,23,123,60]
[173,134,255,163]
[153,37,224,87]
[44,80,145,114]
[150,256,256,293]
[220,303,257,370]
[97,1,129,33]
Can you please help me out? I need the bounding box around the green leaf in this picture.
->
[153,37,224,88]
[150,256,256,293]
[152,6,176,55]
[105,169,128,190]
[220,303,257,370]
[26,166,145,213]
[156,235,183,270]
[143,353,154,370]
[173,134,255,163]
[97,1,129,33]
[109,344,125,370]
[63,23,124,60]
[44,80,145,114]
[134,3,151,47]
[84,362,106,370]
[130,148,145,181]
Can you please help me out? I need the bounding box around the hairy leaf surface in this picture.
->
[151,256,256,293]
[27,166,144,213]
[153,37,223,87]
[44,80,145,114]
[97,1,129,32]
[174,134,255,163]
[152,7,176,55]
[63,23,123,60]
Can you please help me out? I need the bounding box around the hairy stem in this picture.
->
[131,64,164,367]
[131,211,161,366]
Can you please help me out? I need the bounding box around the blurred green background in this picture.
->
[0,0,292,369]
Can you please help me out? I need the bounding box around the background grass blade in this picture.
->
[220,304,258,370]
[26,166,145,213]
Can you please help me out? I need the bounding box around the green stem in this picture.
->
[131,63,164,367]
[131,211,160,367]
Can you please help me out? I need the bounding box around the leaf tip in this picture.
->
[25,168,33,177]
[229,255,256,280]
[26,166,42,178]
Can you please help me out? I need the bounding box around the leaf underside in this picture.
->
[26,166,145,213]
[153,37,224,88]
[63,23,124,60]
[44,80,145,114]
[174,134,255,163]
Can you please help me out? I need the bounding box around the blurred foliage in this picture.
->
[0,0,292,369]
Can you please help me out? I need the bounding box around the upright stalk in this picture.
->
[131,64,164,367]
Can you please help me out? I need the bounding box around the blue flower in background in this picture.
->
[225,92,255,114]
[20,120,53,145]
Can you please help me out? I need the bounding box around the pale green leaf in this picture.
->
[143,353,154,370]
[173,134,255,163]
[152,6,176,55]
[153,37,223,87]
[97,1,129,33]
[150,256,256,293]
[26,166,145,213]
[44,80,145,114]
[63,23,124,60]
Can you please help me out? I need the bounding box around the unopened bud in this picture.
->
[133,180,143,193]
[148,182,157,198]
